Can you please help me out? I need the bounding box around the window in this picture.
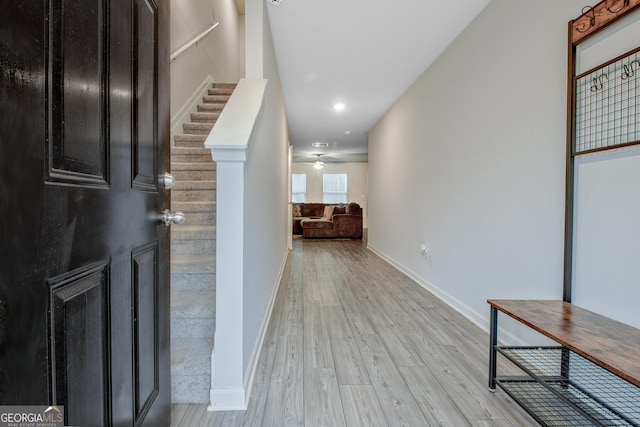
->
[292,174,306,203]
[323,174,347,204]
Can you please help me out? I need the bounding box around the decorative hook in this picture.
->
[621,60,640,80]
[590,73,609,92]
[606,0,630,13]
[576,6,597,33]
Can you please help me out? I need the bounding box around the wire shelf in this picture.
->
[575,47,640,154]
[496,347,640,426]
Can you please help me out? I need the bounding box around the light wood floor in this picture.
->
[171,238,537,426]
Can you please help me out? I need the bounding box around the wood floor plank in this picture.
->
[277,278,303,337]
[263,336,304,427]
[303,303,334,369]
[357,334,430,426]
[336,288,376,335]
[323,306,371,385]
[303,368,347,427]
[170,404,188,426]
[339,384,389,427]
[398,366,473,426]
[365,296,425,367]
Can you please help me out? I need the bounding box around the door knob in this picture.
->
[161,173,176,189]
[161,209,185,227]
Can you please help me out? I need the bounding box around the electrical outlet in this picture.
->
[420,244,429,256]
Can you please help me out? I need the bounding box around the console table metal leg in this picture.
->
[489,305,498,391]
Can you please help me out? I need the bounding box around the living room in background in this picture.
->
[292,173,307,203]
[322,173,347,203]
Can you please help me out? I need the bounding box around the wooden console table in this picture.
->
[488,300,640,426]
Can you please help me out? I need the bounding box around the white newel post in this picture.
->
[208,146,246,410]
[204,78,267,411]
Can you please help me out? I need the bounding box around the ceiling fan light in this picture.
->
[314,161,324,169]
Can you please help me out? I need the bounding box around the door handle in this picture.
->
[161,209,185,227]
[161,172,176,190]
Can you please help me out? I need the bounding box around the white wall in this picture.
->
[368,0,587,343]
[242,0,289,374]
[291,162,369,227]
[170,0,242,118]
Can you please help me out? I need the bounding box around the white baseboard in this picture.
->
[208,387,246,411]
[171,75,215,146]
[242,248,289,404]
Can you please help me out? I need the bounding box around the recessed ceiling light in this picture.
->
[333,103,346,111]
[311,142,329,148]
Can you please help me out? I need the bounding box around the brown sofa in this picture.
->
[292,203,363,239]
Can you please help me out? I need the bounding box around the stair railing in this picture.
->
[170,22,219,62]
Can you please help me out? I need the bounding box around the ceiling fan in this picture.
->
[297,153,346,167]
[312,154,324,169]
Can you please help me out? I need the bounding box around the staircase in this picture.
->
[170,83,235,404]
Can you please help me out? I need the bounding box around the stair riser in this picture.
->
[171,273,215,292]
[171,170,216,181]
[190,113,220,122]
[171,375,210,404]
[170,154,214,163]
[171,148,211,156]
[171,318,215,339]
[172,189,216,202]
[170,201,216,211]
[212,83,237,89]
[180,129,210,136]
[174,212,215,225]
[174,134,206,143]
[172,302,215,320]
[174,140,207,148]
[202,95,229,103]
[208,88,233,96]
[171,241,215,257]
[197,103,224,112]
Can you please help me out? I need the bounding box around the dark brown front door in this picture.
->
[0,0,171,425]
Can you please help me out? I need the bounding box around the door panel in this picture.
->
[0,0,170,425]
[132,243,159,422]
[49,263,110,426]
[48,0,108,184]
[133,0,158,191]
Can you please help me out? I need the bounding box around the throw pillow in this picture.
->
[323,205,335,219]
[293,205,301,217]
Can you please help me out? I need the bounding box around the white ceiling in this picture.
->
[263,0,491,162]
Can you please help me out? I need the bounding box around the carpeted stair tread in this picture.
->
[171,254,215,263]
[171,201,216,211]
[211,82,237,89]
[171,146,211,155]
[171,337,212,376]
[171,162,216,171]
[174,133,206,142]
[171,256,216,275]
[172,225,215,240]
[202,95,230,103]
[171,290,215,319]
[171,272,215,292]
[207,88,234,96]
[197,102,225,112]
[173,180,216,190]
[190,112,220,123]
[182,123,213,135]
